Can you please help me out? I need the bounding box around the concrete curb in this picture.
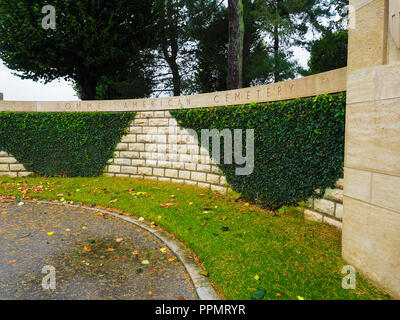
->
[2,199,220,300]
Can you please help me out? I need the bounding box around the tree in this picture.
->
[186,0,229,93]
[0,0,156,100]
[242,0,273,87]
[188,0,272,93]
[254,0,342,82]
[151,0,196,97]
[227,0,244,89]
[75,51,157,100]
[305,30,348,75]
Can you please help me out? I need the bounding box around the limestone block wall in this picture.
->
[0,151,31,177]
[342,0,400,298]
[303,179,344,229]
[104,111,229,194]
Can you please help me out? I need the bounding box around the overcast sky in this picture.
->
[0,48,310,101]
[0,62,79,101]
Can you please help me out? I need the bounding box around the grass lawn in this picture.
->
[0,176,390,300]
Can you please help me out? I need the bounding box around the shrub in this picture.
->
[171,93,346,209]
[0,112,136,177]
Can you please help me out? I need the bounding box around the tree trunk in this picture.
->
[161,1,181,97]
[170,61,181,96]
[273,22,280,83]
[79,77,97,100]
[227,0,244,90]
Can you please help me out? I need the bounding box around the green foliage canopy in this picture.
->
[306,30,348,75]
[0,0,156,100]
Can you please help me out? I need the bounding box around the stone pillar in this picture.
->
[344,0,400,298]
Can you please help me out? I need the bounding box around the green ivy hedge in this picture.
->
[171,93,346,209]
[0,112,136,177]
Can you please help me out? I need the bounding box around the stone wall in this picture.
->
[0,108,345,228]
[104,111,229,194]
[342,0,400,298]
[0,91,30,177]
[0,151,31,177]
[303,179,344,229]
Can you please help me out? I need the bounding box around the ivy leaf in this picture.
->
[252,290,266,300]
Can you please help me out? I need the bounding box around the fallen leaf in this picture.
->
[8,260,17,264]
[82,247,92,253]
[148,291,153,295]
[82,226,88,230]
[65,228,71,232]
[109,198,118,204]
[141,260,150,265]
[159,248,167,253]
[47,232,55,236]
[254,275,260,281]
[178,296,185,300]
[150,269,158,275]
[160,203,175,208]
[297,296,305,300]
[106,248,115,252]
[115,238,124,243]
[138,217,145,222]
[200,270,210,277]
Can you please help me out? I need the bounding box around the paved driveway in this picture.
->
[0,202,198,300]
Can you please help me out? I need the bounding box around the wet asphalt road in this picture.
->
[0,202,198,300]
